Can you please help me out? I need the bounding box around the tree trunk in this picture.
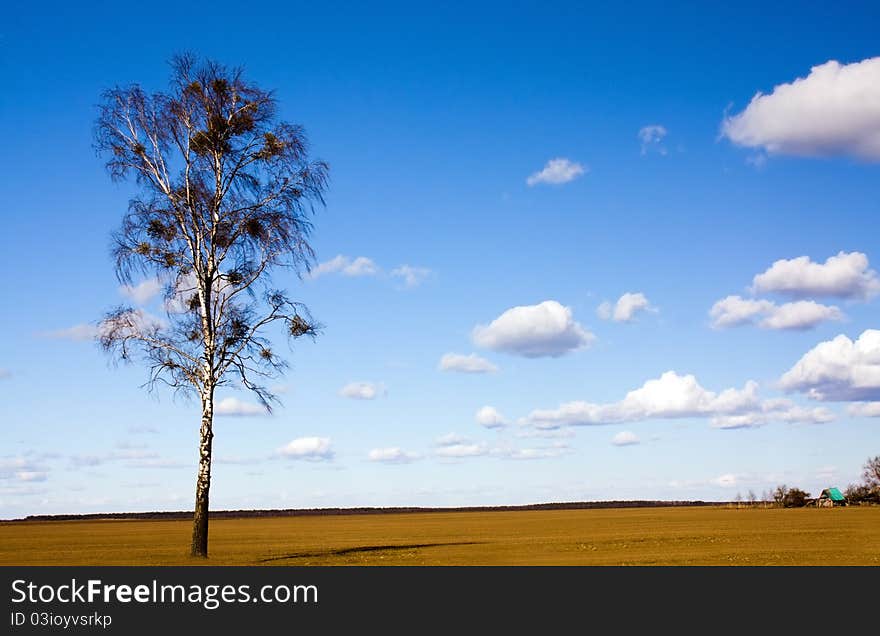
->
[190,388,214,557]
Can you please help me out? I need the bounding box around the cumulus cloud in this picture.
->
[496,444,570,460]
[597,292,655,322]
[779,329,880,401]
[527,370,833,430]
[473,300,595,358]
[214,397,270,416]
[721,57,880,160]
[709,296,772,328]
[528,371,760,428]
[435,432,469,447]
[847,402,880,417]
[526,158,586,186]
[339,382,385,400]
[308,255,380,279]
[638,125,668,155]
[710,400,835,429]
[277,437,334,461]
[759,301,844,330]
[709,296,843,330]
[438,353,498,374]
[391,265,431,288]
[368,447,421,464]
[751,251,880,300]
[44,310,165,342]
[120,278,163,305]
[611,431,640,446]
[435,443,489,458]
[475,406,507,429]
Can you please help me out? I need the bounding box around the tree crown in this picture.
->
[94,54,328,408]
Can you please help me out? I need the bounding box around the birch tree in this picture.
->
[94,55,328,557]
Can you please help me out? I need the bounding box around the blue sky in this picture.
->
[2,2,879,516]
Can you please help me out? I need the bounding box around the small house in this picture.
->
[817,487,846,507]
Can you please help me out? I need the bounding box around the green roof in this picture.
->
[822,487,845,501]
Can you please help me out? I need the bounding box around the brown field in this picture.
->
[1,506,878,566]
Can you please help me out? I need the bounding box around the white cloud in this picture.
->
[120,278,163,305]
[712,474,738,488]
[0,369,10,380]
[309,255,380,279]
[759,301,844,330]
[611,431,640,446]
[339,382,385,400]
[526,371,833,430]
[751,252,880,300]
[368,447,421,464]
[436,441,569,461]
[66,447,190,470]
[14,471,48,482]
[438,353,498,374]
[391,265,431,288]
[215,456,261,465]
[847,402,880,417]
[43,324,99,341]
[128,458,187,469]
[435,432,469,447]
[638,125,668,155]
[597,292,655,322]
[214,397,270,416]
[163,270,242,315]
[514,427,575,439]
[277,437,334,461]
[45,310,165,342]
[721,57,880,160]
[435,443,489,458]
[710,400,835,429]
[779,329,880,401]
[709,295,843,330]
[473,300,595,358]
[0,457,47,481]
[528,371,761,428]
[526,158,586,186]
[496,444,570,460]
[709,296,773,328]
[475,406,507,429]
[344,256,380,276]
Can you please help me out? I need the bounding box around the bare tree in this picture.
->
[772,485,789,507]
[863,455,880,489]
[94,55,328,557]
[747,490,757,507]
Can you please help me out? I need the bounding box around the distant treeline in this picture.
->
[14,500,719,523]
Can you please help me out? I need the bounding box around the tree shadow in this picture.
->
[259,541,483,562]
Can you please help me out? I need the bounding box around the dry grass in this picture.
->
[1,506,878,566]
